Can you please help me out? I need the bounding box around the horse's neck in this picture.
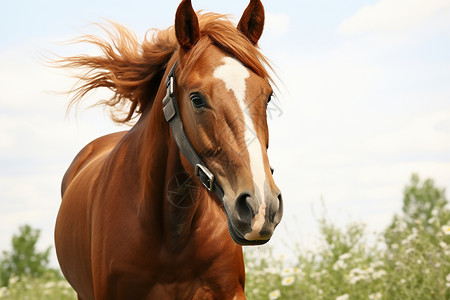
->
[135,92,213,252]
[162,138,205,250]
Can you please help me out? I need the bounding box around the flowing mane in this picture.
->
[60,12,272,124]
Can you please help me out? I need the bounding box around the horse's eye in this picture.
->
[267,93,273,104]
[190,93,207,109]
[270,167,274,175]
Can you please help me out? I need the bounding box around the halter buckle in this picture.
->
[195,164,215,191]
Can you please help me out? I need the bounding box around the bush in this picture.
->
[1,174,448,299]
[0,225,76,299]
[0,273,76,299]
[244,174,450,299]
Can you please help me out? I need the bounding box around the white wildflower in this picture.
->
[336,293,349,300]
[369,292,382,299]
[350,275,364,284]
[395,261,403,267]
[403,230,418,245]
[405,248,414,255]
[445,202,450,211]
[281,267,294,277]
[431,208,439,217]
[372,270,387,279]
[396,220,407,231]
[269,289,281,300]
[333,259,347,271]
[8,276,19,285]
[0,287,10,298]
[400,279,406,284]
[349,267,364,277]
[263,267,279,275]
[370,261,384,268]
[281,276,295,286]
[440,241,447,249]
[349,267,371,284]
[446,273,450,282]
[428,216,439,225]
[442,225,450,235]
[339,253,351,260]
[44,281,56,289]
[293,267,305,277]
[391,243,399,249]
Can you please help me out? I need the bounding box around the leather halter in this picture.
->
[162,61,225,200]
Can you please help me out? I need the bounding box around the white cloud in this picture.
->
[338,0,450,35]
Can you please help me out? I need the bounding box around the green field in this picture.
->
[1,174,449,300]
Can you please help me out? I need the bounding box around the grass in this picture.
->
[0,272,75,299]
[244,174,450,300]
[1,175,449,299]
[244,217,450,300]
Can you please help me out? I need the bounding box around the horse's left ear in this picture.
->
[237,0,265,45]
[175,0,200,52]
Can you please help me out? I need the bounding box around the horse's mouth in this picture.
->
[224,211,271,246]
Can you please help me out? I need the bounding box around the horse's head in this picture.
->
[170,0,283,245]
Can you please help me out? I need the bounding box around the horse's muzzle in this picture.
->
[223,191,283,246]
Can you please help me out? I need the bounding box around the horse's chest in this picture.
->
[142,283,216,300]
[101,242,243,299]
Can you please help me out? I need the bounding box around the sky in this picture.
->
[1,0,450,265]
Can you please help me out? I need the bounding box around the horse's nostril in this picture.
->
[236,193,253,223]
[269,193,283,223]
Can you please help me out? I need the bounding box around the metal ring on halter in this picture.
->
[162,61,224,200]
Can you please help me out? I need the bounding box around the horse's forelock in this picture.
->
[179,12,273,85]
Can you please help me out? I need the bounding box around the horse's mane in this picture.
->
[59,12,272,124]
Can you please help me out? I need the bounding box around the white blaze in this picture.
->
[213,57,267,239]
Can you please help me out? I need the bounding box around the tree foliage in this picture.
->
[0,225,53,287]
[245,174,450,300]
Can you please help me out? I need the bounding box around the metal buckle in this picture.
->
[195,164,214,191]
[167,76,174,96]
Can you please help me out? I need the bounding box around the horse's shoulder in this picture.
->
[61,131,128,196]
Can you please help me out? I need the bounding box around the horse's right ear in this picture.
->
[237,0,265,45]
[175,0,200,52]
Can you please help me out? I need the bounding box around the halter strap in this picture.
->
[162,61,224,200]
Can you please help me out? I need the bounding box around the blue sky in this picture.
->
[1,0,450,263]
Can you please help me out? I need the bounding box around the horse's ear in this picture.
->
[237,0,265,45]
[175,0,200,52]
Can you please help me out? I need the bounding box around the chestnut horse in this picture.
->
[55,0,283,299]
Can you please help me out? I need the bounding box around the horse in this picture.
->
[54,0,283,299]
